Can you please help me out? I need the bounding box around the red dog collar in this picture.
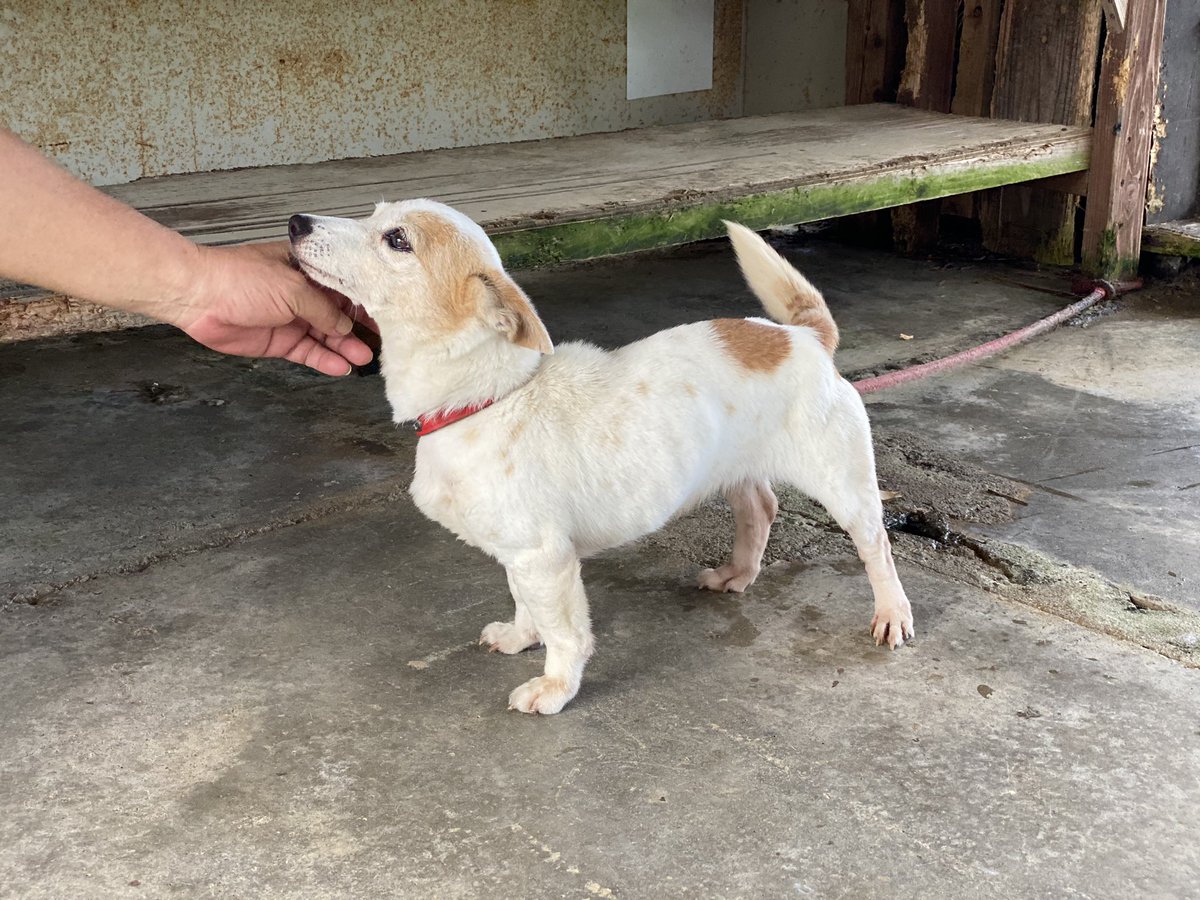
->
[415,400,495,437]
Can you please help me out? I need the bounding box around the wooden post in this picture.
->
[892,0,960,254]
[1082,0,1169,278]
[843,0,907,246]
[950,1,1003,119]
[979,0,1102,265]
[943,0,1004,218]
[845,0,906,105]
[895,0,958,111]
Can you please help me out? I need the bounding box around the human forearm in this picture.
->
[0,127,200,324]
[0,128,372,375]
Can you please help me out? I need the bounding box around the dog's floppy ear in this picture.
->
[479,270,554,355]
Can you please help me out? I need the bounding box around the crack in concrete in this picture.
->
[3,475,411,611]
[888,522,1200,667]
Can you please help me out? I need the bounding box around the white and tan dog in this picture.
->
[288,200,914,714]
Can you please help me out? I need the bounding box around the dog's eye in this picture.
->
[383,228,412,252]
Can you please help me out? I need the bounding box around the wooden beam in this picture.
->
[845,0,907,104]
[979,0,1102,265]
[1031,171,1091,197]
[1082,0,1169,278]
[892,0,961,254]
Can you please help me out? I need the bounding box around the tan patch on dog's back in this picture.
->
[711,319,790,373]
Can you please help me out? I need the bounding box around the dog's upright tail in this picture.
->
[724,221,838,355]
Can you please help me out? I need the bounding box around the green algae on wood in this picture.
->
[1142,221,1200,259]
[493,150,1091,270]
[1083,227,1139,280]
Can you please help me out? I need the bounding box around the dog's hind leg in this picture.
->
[480,571,542,654]
[698,479,778,593]
[503,544,595,715]
[789,387,914,648]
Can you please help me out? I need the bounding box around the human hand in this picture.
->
[170,241,376,376]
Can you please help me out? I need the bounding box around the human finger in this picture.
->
[320,328,375,367]
[283,333,354,376]
[287,284,354,338]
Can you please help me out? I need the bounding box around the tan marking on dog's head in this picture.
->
[636,381,649,396]
[683,383,698,397]
[293,201,553,354]
[504,462,515,477]
[508,419,527,442]
[724,402,737,416]
[404,211,481,334]
[408,210,551,352]
[711,319,791,374]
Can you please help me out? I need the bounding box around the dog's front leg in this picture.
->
[479,570,542,654]
[503,546,594,715]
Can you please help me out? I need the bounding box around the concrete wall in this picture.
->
[743,0,846,116]
[1,0,749,186]
[1147,0,1200,224]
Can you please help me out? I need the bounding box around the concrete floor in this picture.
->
[2,237,1199,898]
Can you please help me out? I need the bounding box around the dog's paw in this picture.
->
[870,600,915,649]
[698,565,758,593]
[480,621,541,655]
[508,675,576,715]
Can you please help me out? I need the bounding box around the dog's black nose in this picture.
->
[288,214,314,241]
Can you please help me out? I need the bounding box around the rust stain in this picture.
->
[711,319,791,374]
[5,0,744,185]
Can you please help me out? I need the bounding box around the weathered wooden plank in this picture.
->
[845,0,906,104]
[896,0,960,112]
[843,0,907,247]
[98,105,1086,246]
[892,0,961,253]
[1,105,1093,340]
[943,0,1003,217]
[0,296,151,344]
[1143,219,1200,258]
[980,0,1103,265]
[492,137,1090,267]
[1083,0,1169,277]
[951,0,1003,119]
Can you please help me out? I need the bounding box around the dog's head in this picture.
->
[288,199,552,355]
